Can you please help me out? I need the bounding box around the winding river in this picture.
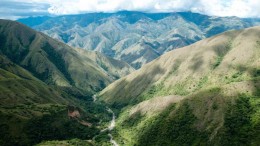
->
[93,95,119,146]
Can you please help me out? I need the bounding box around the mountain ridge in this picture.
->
[18,11,260,68]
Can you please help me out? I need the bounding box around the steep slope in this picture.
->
[0,19,133,146]
[99,27,260,145]
[0,19,134,93]
[0,53,108,146]
[18,11,259,68]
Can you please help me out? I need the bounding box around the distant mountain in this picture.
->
[0,19,134,93]
[99,27,260,145]
[0,19,133,146]
[18,11,260,68]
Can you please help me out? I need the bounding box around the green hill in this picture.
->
[99,26,260,145]
[0,19,133,146]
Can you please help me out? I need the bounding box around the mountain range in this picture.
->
[18,11,260,68]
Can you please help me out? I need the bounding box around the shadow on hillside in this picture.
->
[189,55,204,72]
[245,66,260,96]
[106,65,166,109]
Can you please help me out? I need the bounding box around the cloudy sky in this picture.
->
[1,0,260,20]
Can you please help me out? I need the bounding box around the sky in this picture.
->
[1,0,260,20]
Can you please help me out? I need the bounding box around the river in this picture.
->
[93,95,119,146]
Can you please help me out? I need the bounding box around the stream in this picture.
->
[93,95,119,146]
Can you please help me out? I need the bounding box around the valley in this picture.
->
[0,9,259,146]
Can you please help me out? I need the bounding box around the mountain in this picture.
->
[0,19,133,146]
[0,19,134,93]
[18,11,260,69]
[99,26,260,145]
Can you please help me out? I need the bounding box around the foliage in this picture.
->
[94,131,111,145]
[220,95,259,146]
[137,103,208,146]
[36,138,93,146]
[139,83,165,101]
[0,98,111,146]
[24,109,99,145]
[212,56,223,69]
[138,82,190,103]
[121,112,143,128]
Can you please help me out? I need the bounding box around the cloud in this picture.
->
[0,0,50,19]
[46,0,260,18]
[1,0,260,20]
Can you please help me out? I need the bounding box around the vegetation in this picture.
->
[212,56,223,69]
[93,131,111,145]
[138,81,190,103]
[24,110,98,145]
[136,103,208,146]
[195,76,208,90]
[0,99,112,146]
[36,138,93,146]
[220,95,255,146]
[212,40,232,69]
[139,83,165,101]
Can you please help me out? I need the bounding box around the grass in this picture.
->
[195,76,208,90]
[137,81,190,105]
[168,82,190,96]
[212,56,223,69]
[139,83,165,101]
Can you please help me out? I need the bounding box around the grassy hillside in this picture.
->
[100,26,260,145]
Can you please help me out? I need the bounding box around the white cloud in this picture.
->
[1,0,260,19]
[0,0,50,20]
[46,0,260,18]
